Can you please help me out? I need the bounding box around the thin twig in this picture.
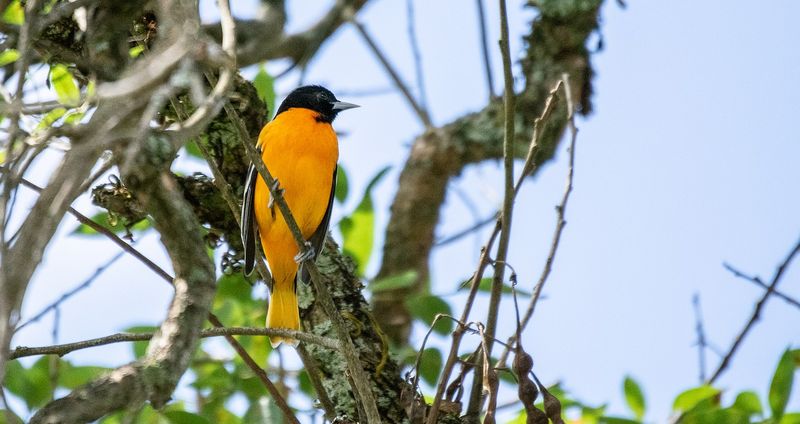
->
[406,0,429,112]
[706,236,800,384]
[16,176,172,282]
[434,213,498,247]
[16,250,126,332]
[10,326,339,359]
[296,343,337,420]
[478,323,499,424]
[468,0,517,416]
[475,0,495,98]
[427,224,501,424]
[692,293,707,383]
[724,262,800,310]
[497,74,576,368]
[350,18,432,128]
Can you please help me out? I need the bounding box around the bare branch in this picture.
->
[406,0,429,112]
[706,236,800,384]
[15,251,126,332]
[465,0,517,416]
[10,327,340,360]
[14,175,172,282]
[724,262,800,310]
[350,18,433,128]
[692,294,708,383]
[475,0,495,98]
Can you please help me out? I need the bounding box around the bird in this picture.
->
[240,85,359,347]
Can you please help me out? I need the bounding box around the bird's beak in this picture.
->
[331,101,360,111]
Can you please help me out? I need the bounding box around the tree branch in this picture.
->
[10,327,338,360]
[706,236,800,384]
[723,262,800,310]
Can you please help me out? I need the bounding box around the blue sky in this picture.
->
[11,0,800,421]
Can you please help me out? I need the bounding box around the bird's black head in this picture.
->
[274,85,359,123]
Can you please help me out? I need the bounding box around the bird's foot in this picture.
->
[267,179,285,209]
[294,242,315,263]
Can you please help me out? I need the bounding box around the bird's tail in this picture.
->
[266,282,300,347]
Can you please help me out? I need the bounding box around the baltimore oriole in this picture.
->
[241,85,358,347]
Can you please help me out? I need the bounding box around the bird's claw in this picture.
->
[294,242,315,263]
[267,179,284,209]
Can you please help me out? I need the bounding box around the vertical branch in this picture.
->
[692,294,707,383]
[406,0,429,111]
[467,0,516,417]
[475,0,495,98]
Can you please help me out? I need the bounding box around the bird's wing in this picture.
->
[241,162,258,276]
[300,166,337,284]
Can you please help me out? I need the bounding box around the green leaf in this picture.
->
[769,348,797,420]
[253,65,275,115]
[673,385,720,413]
[370,270,418,293]
[0,49,19,66]
[623,375,646,420]
[682,408,749,424]
[406,294,452,335]
[35,107,66,130]
[732,391,762,416]
[124,325,157,358]
[297,370,314,396]
[192,362,234,392]
[598,417,641,424]
[163,411,211,424]
[216,273,253,303]
[58,362,110,389]
[183,140,204,158]
[129,45,145,58]
[2,1,24,25]
[335,165,349,203]
[71,211,151,236]
[419,347,443,386]
[50,64,81,106]
[340,166,390,275]
[0,409,23,424]
[781,413,800,424]
[243,397,282,424]
[63,110,85,125]
[3,357,53,409]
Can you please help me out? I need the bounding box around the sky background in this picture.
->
[9,0,800,422]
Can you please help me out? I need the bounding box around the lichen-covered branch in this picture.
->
[298,237,411,421]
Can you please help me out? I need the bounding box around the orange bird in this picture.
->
[241,86,358,347]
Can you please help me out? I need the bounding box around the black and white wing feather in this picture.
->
[299,166,337,284]
[241,163,258,276]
